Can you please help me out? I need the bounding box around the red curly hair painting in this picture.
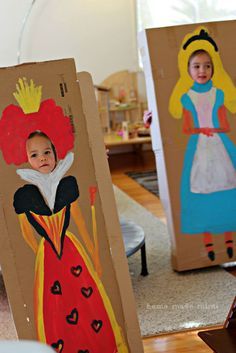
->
[0,78,74,165]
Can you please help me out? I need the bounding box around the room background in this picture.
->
[0,0,139,85]
[1,0,235,93]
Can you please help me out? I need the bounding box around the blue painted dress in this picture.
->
[180,80,236,234]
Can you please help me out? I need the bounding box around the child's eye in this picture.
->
[30,153,37,158]
[45,150,51,155]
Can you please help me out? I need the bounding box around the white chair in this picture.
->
[0,341,54,353]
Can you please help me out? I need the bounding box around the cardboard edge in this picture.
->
[0,205,33,338]
[77,71,144,352]
[0,58,75,71]
[138,30,177,266]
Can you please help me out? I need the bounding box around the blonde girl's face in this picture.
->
[188,52,213,84]
[26,135,56,174]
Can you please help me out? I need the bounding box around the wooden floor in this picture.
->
[108,149,234,353]
[109,149,166,221]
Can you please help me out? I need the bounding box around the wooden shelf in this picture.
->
[104,133,151,148]
[109,103,139,112]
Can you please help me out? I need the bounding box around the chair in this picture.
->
[198,296,236,352]
[120,218,148,276]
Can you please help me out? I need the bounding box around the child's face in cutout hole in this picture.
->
[26,135,56,174]
[188,51,213,84]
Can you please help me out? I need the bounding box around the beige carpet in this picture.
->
[1,186,236,339]
[114,185,236,336]
[0,275,17,339]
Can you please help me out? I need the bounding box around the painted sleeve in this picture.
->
[13,185,36,214]
[13,185,51,215]
[181,93,192,110]
[216,89,224,108]
[54,176,80,213]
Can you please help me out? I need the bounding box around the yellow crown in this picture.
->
[13,77,42,114]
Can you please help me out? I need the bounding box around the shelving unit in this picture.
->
[95,70,151,150]
[109,103,141,130]
[94,85,111,133]
[104,133,151,148]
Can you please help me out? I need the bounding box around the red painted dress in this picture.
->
[14,175,128,353]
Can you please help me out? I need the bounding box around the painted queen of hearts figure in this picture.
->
[0,78,128,353]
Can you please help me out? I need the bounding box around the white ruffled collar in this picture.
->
[16,152,74,211]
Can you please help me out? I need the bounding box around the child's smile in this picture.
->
[188,52,213,84]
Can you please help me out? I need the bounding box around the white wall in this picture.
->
[0,0,139,84]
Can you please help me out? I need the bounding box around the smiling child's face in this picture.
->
[188,52,213,84]
[26,135,56,174]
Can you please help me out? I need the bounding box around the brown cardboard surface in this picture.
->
[0,59,143,352]
[140,20,236,271]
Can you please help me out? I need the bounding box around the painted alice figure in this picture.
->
[0,79,128,353]
[169,27,236,261]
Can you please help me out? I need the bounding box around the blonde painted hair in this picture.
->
[169,26,236,119]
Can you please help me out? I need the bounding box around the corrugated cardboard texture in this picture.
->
[0,59,143,352]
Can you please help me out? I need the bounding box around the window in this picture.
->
[136,0,236,31]
[136,0,236,67]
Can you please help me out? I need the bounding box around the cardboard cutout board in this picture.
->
[139,20,236,271]
[0,59,143,353]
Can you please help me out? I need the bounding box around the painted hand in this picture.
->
[199,127,214,137]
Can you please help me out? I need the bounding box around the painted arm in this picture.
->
[183,107,230,136]
[70,200,102,277]
[18,213,38,254]
[182,108,201,135]
[215,105,230,133]
[89,187,101,279]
